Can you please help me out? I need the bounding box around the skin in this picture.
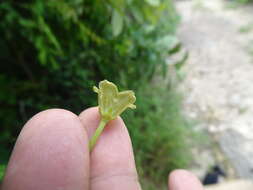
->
[1,107,204,190]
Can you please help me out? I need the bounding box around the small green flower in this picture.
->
[89,80,136,151]
[93,80,136,121]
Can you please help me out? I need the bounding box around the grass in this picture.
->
[123,81,195,188]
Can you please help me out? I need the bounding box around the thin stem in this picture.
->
[89,118,108,151]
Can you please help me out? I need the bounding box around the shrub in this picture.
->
[237,0,253,3]
[234,0,253,3]
[123,83,192,188]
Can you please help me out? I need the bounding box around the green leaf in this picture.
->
[111,9,124,37]
[168,43,182,55]
[108,0,126,10]
[175,52,188,70]
[0,164,6,181]
[145,0,160,6]
[156,35,179,51]
[131,6,143,23]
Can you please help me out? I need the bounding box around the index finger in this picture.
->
[79,107,141,190]
[169,170,204,190]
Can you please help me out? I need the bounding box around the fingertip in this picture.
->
[79,107,101,138]
[79,107,126,139]
[2,109,90,190]
[168,169,204,190]
[79,107,141,190]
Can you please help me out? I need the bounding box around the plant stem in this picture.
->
[89,118,108,151]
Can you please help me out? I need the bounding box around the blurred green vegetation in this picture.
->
[0,0,193,187]
[236,0,253,3]
[232,0,253,4]
[124,84,193,189]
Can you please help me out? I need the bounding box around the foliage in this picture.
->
[123,83,192,187]
[0,164,6,183]
[0,143,8,183]
[0,0,192,187]
[236,0,253,3]
[233,0,253,4]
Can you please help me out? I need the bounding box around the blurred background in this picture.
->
[1,0,253,189]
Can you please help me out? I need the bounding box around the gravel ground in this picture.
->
[175,0,253,180]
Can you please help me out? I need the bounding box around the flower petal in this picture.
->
[99,80,118,115]
[94,80,136,121]
[93,86,99,93]
[111,90,136,117]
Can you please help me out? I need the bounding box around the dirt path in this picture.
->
[175,0,253,180]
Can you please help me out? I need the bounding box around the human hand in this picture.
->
[1,107,204,190]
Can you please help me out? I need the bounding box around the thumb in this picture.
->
[168,170,204,190]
